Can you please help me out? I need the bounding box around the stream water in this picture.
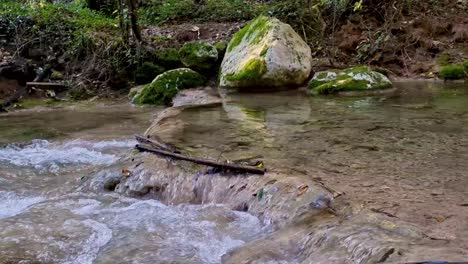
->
[0,103,263,263]
[0,81,467,263]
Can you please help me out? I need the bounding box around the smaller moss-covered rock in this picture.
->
[135,62,165,84]
[179,42,218,71]
[214,41,228,60]
[154,48,181,69]
[133,68,207,105]
[128,85,145,100]
[308,66,393,95]
[439,63,467,80]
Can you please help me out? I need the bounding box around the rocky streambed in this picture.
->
[1,81,468,263]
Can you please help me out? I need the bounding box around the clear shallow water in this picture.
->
[152,81,468,248]
[1,82,468,263]
[0,105,263,264]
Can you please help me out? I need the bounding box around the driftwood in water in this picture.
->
[136,143,266,175]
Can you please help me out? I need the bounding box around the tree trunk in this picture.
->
[127,0,142,42]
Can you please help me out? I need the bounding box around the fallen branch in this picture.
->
[136,144,266,175]
[135,134,179,153]
[26,82,66,91]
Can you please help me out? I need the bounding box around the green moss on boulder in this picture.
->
[309,66,393,95]
[227,16,271,52]
[214,41,228,60]
[226,58,266,82]
[220,16,312,88]
[179,42,218,71]
[135,62,165,84]
[133,68,207,105]
[439,63,467,80]
[154,48,181,69]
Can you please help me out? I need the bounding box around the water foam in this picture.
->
[0,191,44,219]
[0,139,135,173]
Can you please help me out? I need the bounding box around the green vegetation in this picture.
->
[309,66,393,95]
[227,16,271,52]
[179,42,218,71]
[214,41,228,59]
[436,53,453,66]
[0,1,115,44]
[135,62,165,84]
[154,48,182,69]
[133,68,207,105]
[439,63,467,80]
[139,0,261,25]
[225,58,267,82]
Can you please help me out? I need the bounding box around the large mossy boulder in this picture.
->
[219,16,312,88]
[179,42,218,71]
[308,66,393,95]
[132,68,207,105]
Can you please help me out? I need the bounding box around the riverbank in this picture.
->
[1,0,467,107]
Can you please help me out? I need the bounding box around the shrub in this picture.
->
[135,62,165,84]
[439,63,466,80]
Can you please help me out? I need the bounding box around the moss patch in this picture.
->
[154,48,181,69]
[439,63,467,80]
[225,58,267,82]
[178,42,218,71]
[133,68,207,105]
[227,15,272,52]
[11,98,65,110]
[309,66,392,95]
[214,41,228,59]
[135,62,165,84]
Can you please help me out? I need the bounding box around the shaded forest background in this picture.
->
[0,0,467,97]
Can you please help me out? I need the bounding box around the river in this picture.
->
[0,81,467,263]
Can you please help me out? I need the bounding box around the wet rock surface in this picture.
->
[172,87,222,107]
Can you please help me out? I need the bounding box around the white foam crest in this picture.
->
[0,191,44,219]
[63,219,112,264]
[63,139,137,150]
[0,139,134,172]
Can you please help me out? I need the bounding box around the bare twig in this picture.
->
[136,144,266,175]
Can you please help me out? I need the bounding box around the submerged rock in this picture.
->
[308,66,393,95]
[132,68,207,105]
[219,16,312,88]
[172,87,222,107]
[179,42,219,71]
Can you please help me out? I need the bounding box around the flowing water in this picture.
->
[0,103,263,263]
[0,81,467,263]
